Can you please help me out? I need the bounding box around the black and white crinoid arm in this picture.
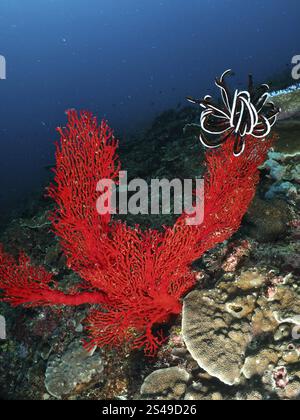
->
[187,69,280,157]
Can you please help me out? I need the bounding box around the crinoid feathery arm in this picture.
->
[187,69,280,156]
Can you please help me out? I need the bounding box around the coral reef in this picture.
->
[0,110,273,356]
[181,270,300,388]
[0,98,298,400]
[139,267,300,400]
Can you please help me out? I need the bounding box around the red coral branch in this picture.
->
[0,246,109,307]
[48,110,120,272]
[175,134,275,258]
[0,110,275,355]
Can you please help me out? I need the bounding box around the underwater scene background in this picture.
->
[0,0,300,401]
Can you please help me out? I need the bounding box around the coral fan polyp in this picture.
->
[0,110,274,355]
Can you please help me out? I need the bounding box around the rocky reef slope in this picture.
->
[0,96,299,400]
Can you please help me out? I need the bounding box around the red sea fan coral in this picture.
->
[0,110,275,355]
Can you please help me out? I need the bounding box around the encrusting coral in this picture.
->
[181,270,300,395]
[0,110,274,355]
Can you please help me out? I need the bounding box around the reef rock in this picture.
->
[273,90,300,121]
[45,340,104,399]
[252,241,300,275]
[262,152,300,201]
[245,197,292,242]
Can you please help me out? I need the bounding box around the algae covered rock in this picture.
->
[262,152,300,200]
[232,270,266,292]
[45,340,104,399]
[245,197,292,242]
[273,90,300,121]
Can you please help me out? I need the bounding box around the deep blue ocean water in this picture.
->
[0,0,300,218]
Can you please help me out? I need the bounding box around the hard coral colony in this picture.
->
[0,81,276,355]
